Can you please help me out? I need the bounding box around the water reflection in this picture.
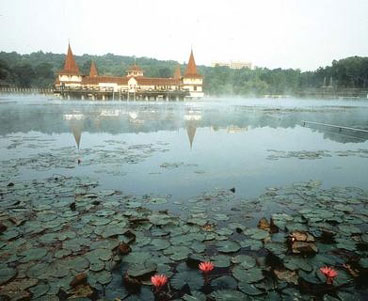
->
[1,96,368,204]
[64,113,84,150]
[1,98,367,144]
[184,107,201,149]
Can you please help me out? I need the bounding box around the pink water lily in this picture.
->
[199,261,214,273]
[151,274,168,291]
[320,266,338,284]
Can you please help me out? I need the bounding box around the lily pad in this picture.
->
[150,239,170,251]
[0,267,17,285]
[210,289,247,300]
[182,291,207,301]
[211,276,237,290]
[171,271,204,291]
[233,266,264,283]
[123,251,151,264]
[20,248,48,262]
[231,255,256,269]
[149,198,168,205]
[216,240,241,253]
[212,255,231,268]
[238,281,264,296]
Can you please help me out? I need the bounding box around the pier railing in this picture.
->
[0,87,54,95]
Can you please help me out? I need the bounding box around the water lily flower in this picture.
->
[151,274,168,291]
[320,266,338,284]
[199,261,214,284]
[199,261,215,273]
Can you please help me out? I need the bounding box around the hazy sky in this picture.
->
[0,0,367,70]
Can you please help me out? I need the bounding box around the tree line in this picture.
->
[0,50,367,96]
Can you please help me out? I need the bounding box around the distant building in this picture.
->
[211,61,252,70]
[55,44,204,100]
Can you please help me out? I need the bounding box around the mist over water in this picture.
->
[1,95,367,213]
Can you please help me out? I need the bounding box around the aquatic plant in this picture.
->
[151,274,168,292]
[199,261,214,273]
[199,261,214,284]
[320,266,338,285]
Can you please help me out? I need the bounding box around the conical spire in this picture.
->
[184,49,201,78]
[89,61,98,77]
[174,64,181,79]
[62,43,80,74]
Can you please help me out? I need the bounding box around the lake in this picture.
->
[0,95,367,300]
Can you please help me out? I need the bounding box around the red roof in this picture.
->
[89,61,98,77]
[184,49,202,78]
[60,43,80,75]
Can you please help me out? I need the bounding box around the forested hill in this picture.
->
[0,50,368,96]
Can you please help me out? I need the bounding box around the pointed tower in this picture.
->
[185,50,200,77]
[89,61,98,77]
[56,43,82,89]
[62,43,80,74]
[174,64,181,80]
[182,49,204,99]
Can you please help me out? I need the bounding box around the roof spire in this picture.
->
[61,43,80,74]
[184,48,201,78]
[89,61,98,77]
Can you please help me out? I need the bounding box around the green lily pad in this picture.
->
[90,260,105,272]
[26,263,49,279]
[97,270,112,285]
[0,267,17,285]
[54,249,72,259]
[211,276,237,290]
[171,271,204,291]
[127,263,157,278]
[150,239,170,251]
[29,283,49,298]
[123,252,151,264]
[233,266,264,283]
[240,239,263,251]
[238,281,264,296]
[245,228,270,240]
[283,257,313,272]
[213,214,230,221]
[212,255,231,268]
[149,198,168,205]
[65,256,90,272]
[20,248,48,262]
[216,240,241,253]
[164,246,191,261]
[231,255,256,269]
[333,204,353,213]
[210,289,247,300]
[182,291,206,301]
[191,241,206,253]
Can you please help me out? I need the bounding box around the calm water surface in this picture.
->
[0,95,368,212]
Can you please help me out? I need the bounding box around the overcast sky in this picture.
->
[0,0,367,71]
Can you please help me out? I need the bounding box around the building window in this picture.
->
[194,86,197,91]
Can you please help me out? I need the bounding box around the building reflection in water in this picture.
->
[184,107,201,149]
[63,112,84,151]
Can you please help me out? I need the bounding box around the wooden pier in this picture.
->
[0,87,54,95]
[0,87,190,101]
[54,87,190,101]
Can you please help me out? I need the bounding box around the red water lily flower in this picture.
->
[151,274,168,291]
[199,261,214,273]
[320,266,338,284]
